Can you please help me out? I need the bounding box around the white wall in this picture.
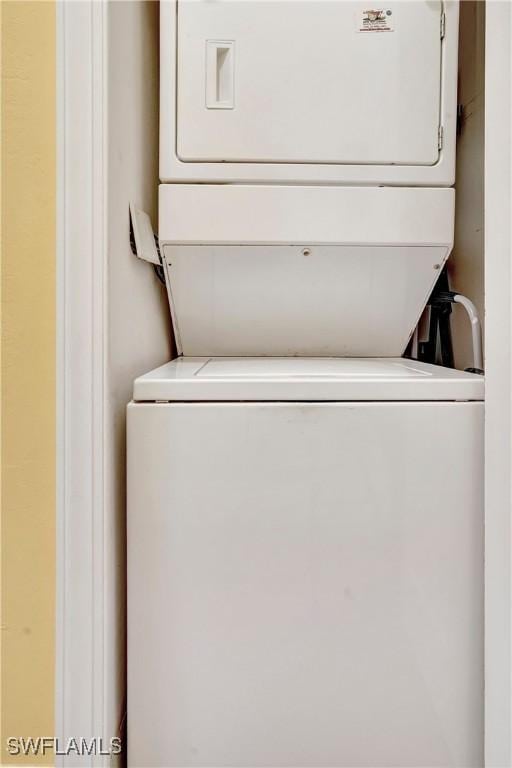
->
[106,0,172,748]
[449,1,485,371]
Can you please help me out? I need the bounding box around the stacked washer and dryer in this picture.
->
[128,2,484,766]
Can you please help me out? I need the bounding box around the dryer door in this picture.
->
[176,0,443,166]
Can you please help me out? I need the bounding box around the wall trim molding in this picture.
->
[56,1,108,764]
[485,3,512,765]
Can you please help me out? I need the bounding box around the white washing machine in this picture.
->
[128,2,484,764]
[128,356,484,768]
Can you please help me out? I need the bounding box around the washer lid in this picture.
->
[133,358,484,402]
[158,186,455,359]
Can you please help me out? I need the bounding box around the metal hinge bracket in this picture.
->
[129,203,160,265]
[440,11,446,39]
[438,125,444,151]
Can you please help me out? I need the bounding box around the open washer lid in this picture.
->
[133,357,484,402]
[157,185,455,358]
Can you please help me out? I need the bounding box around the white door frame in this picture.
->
[56,1,512,764]
[484,2,512,765]
[56,1,108,764]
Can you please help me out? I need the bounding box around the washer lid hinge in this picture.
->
[129,202,160,265]
[129,202,167,286]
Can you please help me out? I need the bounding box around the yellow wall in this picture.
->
[1,1,56,764]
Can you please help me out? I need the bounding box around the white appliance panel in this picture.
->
[177,1,442,166]
[164,244,449,357]
[128,400,484,767]
[132,357,484,402]
[160,1,458,184]
[158,185,456,246]
[157,185,455,359]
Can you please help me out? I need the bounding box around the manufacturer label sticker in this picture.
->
[357,9,394,33]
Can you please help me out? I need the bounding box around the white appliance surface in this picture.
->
[158,185,455,358]
[158,185,455,246]
[128,392,484,767]
[177,1,442,165]
[160,0,458,184]
[164,244,449,357]
[133,357,484,402]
